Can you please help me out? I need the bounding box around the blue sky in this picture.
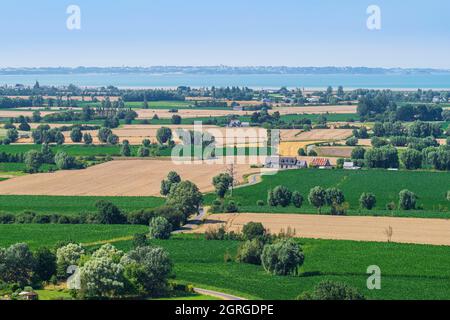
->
[0,0,449,68]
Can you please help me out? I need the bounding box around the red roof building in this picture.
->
[311,158,332,168]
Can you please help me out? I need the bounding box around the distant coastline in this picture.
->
[1,66,450,76]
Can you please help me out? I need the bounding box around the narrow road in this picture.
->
[194,288,247,300]
[172,207,206,234]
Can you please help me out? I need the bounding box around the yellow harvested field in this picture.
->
[18,124,268,146]
[194,213,450,246]
[0,159,259,196]
[136,105,357,119]
[0,110,56,118]
[279,141,321,156]
[283,129,353,141]
[316,146,355,158]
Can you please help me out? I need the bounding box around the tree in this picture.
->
[18,122,31,131]
[447,191,450,201]
[54,151,76,170]
[138,146,150,157]
[6,128,19,142]
[292,191,304,208]
[165,181,203,220]
[242,222,267,241]
[308,186,327,213]
[325,188,345,206]
[212,173,233,198]
[171,115,182,124]
[83,133,93,145]
[120,140,131,157]
[160,171,181,196]
[399,189,418,210]
[359,193,376,210]
[122,246,173,296]
[271,185,292,207]
[345,137,358,146]
[401,148,422,170]
[41,143,54,163]
[236,239,264,265]
[98,127,112,143]
[56,243,84,279]
[24,149,43,173]
[80,256,125,299]
[156,127,172,145]
[298,148,306,156]
[70,127,83,143]
[34,247,56,282]
[149,216,172,240]
[95,200,126,224]
[261,239,305,276]
[298,281,365,300]
[107,133,119,145]
[0,243,35,285]
[267,189,277,207]
[54,130,65,145]
[351,146,366,160]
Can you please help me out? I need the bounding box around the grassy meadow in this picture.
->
[0,195,164,215]
[213,169,450,217]
[1,225,446,300]
[0,224,147,249]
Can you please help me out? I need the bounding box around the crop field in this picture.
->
[136,105,358,119]
[0,224,147,249]
[0,162,57,172]
[110,234,450,300]
[0,195,164,214]
[0,159,258,196]
[194,213,450,246]
[218,169,450,217]
[316,146,354,158]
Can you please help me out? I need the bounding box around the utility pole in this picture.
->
[227,164,236,196]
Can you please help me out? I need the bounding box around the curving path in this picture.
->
[193,288,247,301]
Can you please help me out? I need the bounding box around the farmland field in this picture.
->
[0,159,259,196]
[0,195,164,214]
[0,224,147,249]
[215,169,450,217]
[1,227,448,300]
[110,234,450,300]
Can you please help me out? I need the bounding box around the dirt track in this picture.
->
[0,159,258,196]
[194,213,450,246]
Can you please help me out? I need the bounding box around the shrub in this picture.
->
[236,239,264,265]
[95,200,127,224]
[256,200,265,206]
[386,202,396,211]
[224,200,239,213]
[297,281,365,300]
[70,127,83,143]
[261,239,305,276]
[149,216,172,240]
[121,246,173,296]
[138,147,150,157]
[399,189,418,210]
[345,137,358,146]
[291,191,303,208]
[132,233,149,248]
[242,222,267,241]
[298,148,306,156]
[359,193,376,210]
[54,151,77,170]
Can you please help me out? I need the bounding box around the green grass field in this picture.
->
[2,225,449,300]
[214,169,450,217]
[112,234,450,300]
[0,162,57,172]
[0,195,164,214]
[0,224,147,249]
